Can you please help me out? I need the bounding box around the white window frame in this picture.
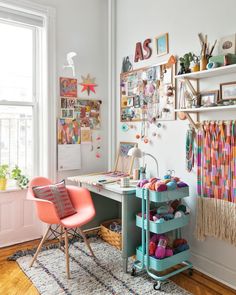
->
[0,0,57,181]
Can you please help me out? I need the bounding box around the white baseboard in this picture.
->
[191,250,236,290]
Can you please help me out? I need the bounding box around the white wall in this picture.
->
[29,0,109,179]
[116,0,236,288]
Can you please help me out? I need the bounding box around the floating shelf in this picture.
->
[175,105,236,113]
[175,64,236,80]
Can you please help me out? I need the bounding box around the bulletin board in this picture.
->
[120,62,176,122]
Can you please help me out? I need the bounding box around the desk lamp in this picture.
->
[128,147,159,177]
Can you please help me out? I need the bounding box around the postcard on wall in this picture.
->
[57,118,80,144]
[60,77,78,97]
[61,108,74,119]
[81,127,92,144]
[75,99,101,129]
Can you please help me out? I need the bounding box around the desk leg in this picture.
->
[121,193,141,273]
[123,258,128,273]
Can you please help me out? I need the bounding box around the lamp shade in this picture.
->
[128,147,142,158]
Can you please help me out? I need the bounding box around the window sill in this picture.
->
[0,187,26,194]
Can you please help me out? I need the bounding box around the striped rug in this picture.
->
[11,238,191,295]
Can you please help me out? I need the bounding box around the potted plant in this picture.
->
[0,164,9,190]
[11,165,29,189]
[178,52,200,74]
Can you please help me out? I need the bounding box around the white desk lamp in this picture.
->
[128,147,159,177]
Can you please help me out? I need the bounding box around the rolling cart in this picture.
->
[132,186,193,291]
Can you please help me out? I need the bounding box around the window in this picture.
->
[0,14,41,177]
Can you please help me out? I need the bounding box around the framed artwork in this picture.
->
[61,108,74,119]
[60,77,77,97]
[200,90,219,106]
[114,142,137,175]
[218,34,236,55]
[220,82,236,101]
[120,62,176,121]
[155,33,169,57]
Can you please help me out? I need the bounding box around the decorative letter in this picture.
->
[134,42,144,62]
[143,39,152,59]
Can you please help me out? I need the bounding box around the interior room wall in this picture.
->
[31,0,109,180]
[116,0,236,288]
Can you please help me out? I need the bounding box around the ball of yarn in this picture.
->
[176,204,186,213]
[150,234,161,244]
[156,218,165,223]
[164,174,171,180]
[174,211,184,218]
[167,181,177,190]
[137,179,148,188]
[170,199,180,211]
[143,182,151,189]
[163,179,171,184]
[164,213,174,220]
[155,182,167,192]
[177,181,188,188]
[174,243,189,254]
[173,238,187,248]
[157,205,169,214]
[172,176,180,182]
[149,241,156,255]
[165,247,174,257]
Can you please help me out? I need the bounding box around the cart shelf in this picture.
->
[136,214,190,234]
[136,246,191,272]
[136,186,189,203]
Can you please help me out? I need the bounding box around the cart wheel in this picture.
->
[153,281,161,290]
[131,267,136,276]
[188,269,193,276]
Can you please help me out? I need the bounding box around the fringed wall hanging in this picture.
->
[196,121,236,246]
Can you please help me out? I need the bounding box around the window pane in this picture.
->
[0,106,33,176]
[0,21,33,102]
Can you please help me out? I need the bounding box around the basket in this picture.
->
[100,219,122,250]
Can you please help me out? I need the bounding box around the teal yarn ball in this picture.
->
[167,181,177,190]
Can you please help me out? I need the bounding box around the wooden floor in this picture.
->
[0,239,235,295]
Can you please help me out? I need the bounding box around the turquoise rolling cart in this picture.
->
[132,186,193,291]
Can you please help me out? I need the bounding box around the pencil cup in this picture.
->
[200,56,207,71]
[120,177,130,188]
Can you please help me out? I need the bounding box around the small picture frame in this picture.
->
[200,90,219,106]
[218,34,236,55]
[220,82,236,101]
[155,33,169,57]
[61,108,74,119]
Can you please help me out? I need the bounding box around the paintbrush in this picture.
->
[209,40,217,56]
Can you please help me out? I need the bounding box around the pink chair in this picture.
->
[27,177,96,279]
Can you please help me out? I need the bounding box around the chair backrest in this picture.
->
[27,177,61,224]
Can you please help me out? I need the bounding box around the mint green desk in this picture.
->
[70,180,141,272]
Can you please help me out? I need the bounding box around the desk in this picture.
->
[68,179,141,272]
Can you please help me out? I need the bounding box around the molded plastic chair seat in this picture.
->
[60,207,95,228]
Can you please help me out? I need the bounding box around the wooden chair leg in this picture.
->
[58,225,63,250]
[64,228,70,279]
[78,228,95,258]
[29,225,51,267]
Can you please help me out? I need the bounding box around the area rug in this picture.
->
[9,238,191,295]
